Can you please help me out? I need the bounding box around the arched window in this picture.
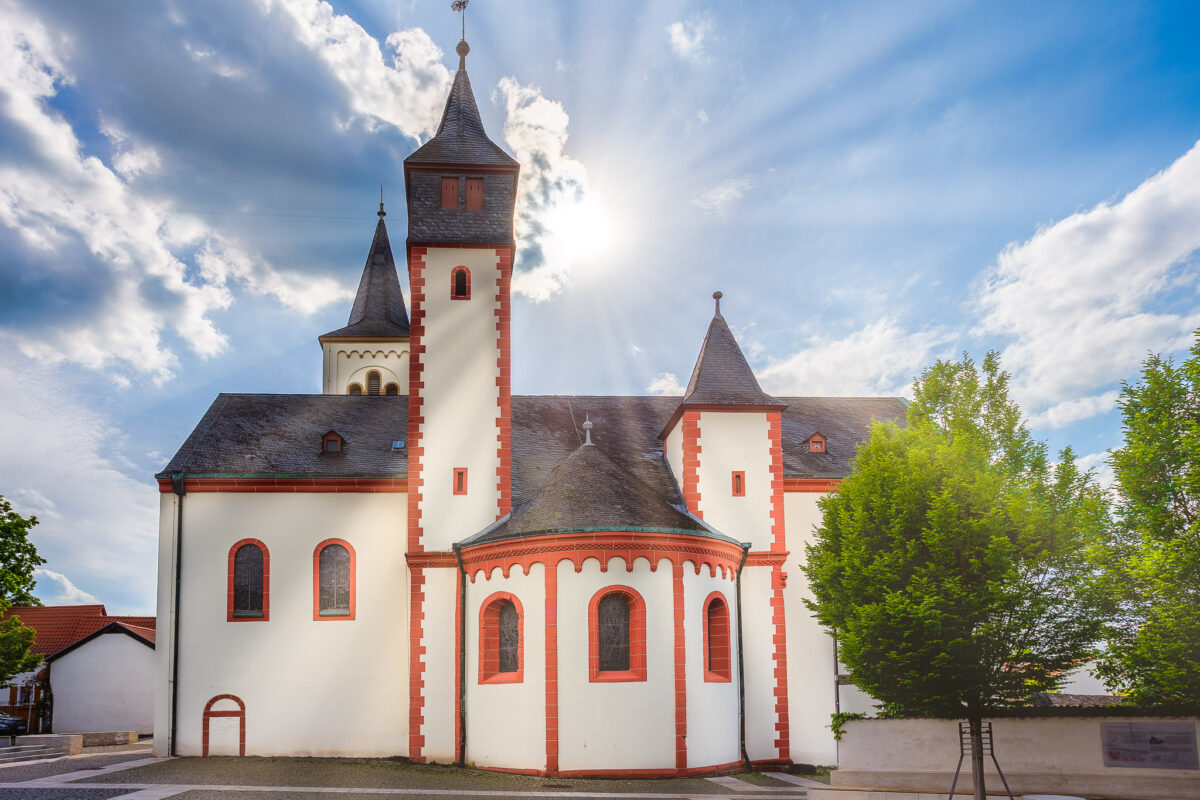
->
[367,371,381,396]
[451,266,470,300]
[703,592,732,682]
[479,592,523,683]
[227,539,269,622]
[313,539,355,620]
[348,383,363,396]
[384,383,399,396]
[588,586,647,682]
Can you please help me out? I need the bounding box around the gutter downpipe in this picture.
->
[453,544,467,767]
[169,473,186,757]
[734,542,751,770]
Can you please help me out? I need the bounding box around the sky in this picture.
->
[1,0,1199,613]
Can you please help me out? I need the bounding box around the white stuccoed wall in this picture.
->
[695,412,773,550]
[739,564,781,762]
[322,344,410,394]
[464,565,546,769]
[52,633,155,734]
[683,564,740,769]
[416,247,503,552]
[783,491,839,765]
[557,556,675,771]
[420,566,459,763]
[157,491,409,757]
[664,423,684,497]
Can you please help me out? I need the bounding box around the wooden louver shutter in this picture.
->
[441,177,458,209]
[465,177,484,210]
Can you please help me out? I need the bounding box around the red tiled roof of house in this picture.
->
[2,605,156,656]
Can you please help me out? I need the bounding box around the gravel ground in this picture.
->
[0,791,130,800]
[0,753,153,785]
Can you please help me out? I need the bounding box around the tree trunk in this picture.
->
[968,712,987,800]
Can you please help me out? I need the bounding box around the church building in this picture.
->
[153,38,904,775]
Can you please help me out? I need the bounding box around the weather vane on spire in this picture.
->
[451,0,468,42]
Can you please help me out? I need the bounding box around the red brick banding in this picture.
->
[408,566,426,762]
[494,246,513,519]
[672,562,687,769]
[680,410,702,518]
[544,562,559,774]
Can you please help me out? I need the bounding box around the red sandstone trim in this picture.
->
[495,247,513,519]
[544,564,559,774]
[157,477,405,493]
[672,562,687,769]
[408,566,426,763]
[770,564,790,761]
[453,467,468,496]
[767,412,786,553]
[312,539,356,621]
[587,585,647,683]
[745,551,789,567]
[226,539,269,623]
[782,477,842,492]
[460,531,744,583]
[659,403,788,441]
[702,591,732,682]
[681,411,702,518]
[406,552,457,568]
[202,694,245,757]
[478,591,524,684]
[454,566,463,764]
[731,470,746,497]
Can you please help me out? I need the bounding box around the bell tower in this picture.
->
[402,37,519,764]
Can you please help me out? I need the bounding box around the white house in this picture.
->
[47,621,156,735]
[153,37,903,774]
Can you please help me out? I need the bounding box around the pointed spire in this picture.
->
[405,39,518,168]
[678,293,785,409]
[320,205,410,340]
[582,413,594,446]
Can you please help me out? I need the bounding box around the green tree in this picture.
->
[0,496,46,687]
[1096,340,1200,706]
[0,496,45,606]
[803,352,1108,800]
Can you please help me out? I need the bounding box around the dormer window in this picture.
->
[465,178,483,210]
[451,266,471,300]
[322,431,344,454]
[441,177,458,209]
[809,433,826,453]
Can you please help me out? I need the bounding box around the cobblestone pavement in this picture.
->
[0,754,820,800]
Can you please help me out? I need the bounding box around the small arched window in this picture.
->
[348,383,363,396]
[367,371,381,396]
[227,539,269,622]
[703,592,732,682]
[384,383,399,396]
[589,586,647,682]
[479,593,523,683]
[451,266,471,300]
[313,540,355,620]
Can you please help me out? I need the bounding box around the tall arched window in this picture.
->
[450,266,470,300]
[313,539,355,620]
[588,586,647,682]
[227,539,269,622]
[703,592,731,682]
[367,371,381,395]
[479,592,523,683]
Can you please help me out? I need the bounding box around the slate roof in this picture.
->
[462,442,715,546]
[160,394,905,486]
[321,213,410,340]
[679,312,786,409]
[405,55,518,169]
[2,605,157,658]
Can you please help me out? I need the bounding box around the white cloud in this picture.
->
[34,568,101,606]
[0,3,351,381]
[666,17,713,62]
[1074,450,1115,492]
[976,139,1200,423]
[692,176,754,214]
[0,352,157,613]
[647,372,685,396]
[259,0,451,141]
[98,116,162,179]
[757,319,951,397]
[496,77,606,302]
[1028,390,1120,429]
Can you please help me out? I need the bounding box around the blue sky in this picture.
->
[1,0,1199,613]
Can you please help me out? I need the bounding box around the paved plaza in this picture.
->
[0,750,824,800]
